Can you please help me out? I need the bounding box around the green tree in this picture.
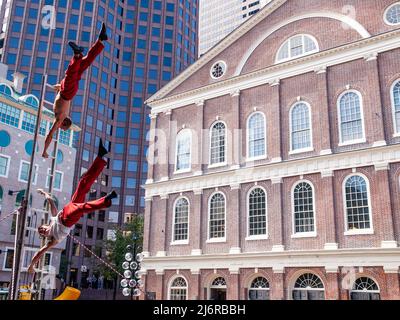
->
[94,215,144,299]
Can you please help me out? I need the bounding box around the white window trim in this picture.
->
[2,247,14,271]
[290,272,326,300]
[208,162,228,169]
[291,231,317,239]
[170,240,189,246]
[289,101,314,153]
[0,83,13,96]
[174,129,192,174]
[246,111,267,161]
[210,60,227,80]
[245,235,269,241]
[21,94,39,107]
[108,211,119,224]
[18,160,29,183]
[337,90,366,146]
[275,34,320,64]
[390,79,400,136]
[206,237,226,243]
[46,168,64,192]
[209,120,228,167]
[171,196,190,245]
[167,275,189,300]
[342,173,374,235]
[291,180,317,237]
[289,147,314,155]
[208,276,228,299]
[344,229,374,236]
[338,138,367,147]
[350,276,381,296]
[18,160,38,185]
[207,191,227,241]
[384,2,400,26]
[246,185,268,239]
[245,155,267,162]
[0,153,11,178]
[248,276,271,300]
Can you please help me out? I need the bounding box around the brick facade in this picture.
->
[143,0,400,300]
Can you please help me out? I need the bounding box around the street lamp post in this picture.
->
[121,234,144,299]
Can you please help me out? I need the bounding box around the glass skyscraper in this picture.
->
[0,0,198,291]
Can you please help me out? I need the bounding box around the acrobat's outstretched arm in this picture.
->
[37,189,58,217]
[42,118,63,158]
[28,239,57,274]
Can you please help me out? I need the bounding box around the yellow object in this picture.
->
[19,285,32,300]
[54,286,81,300]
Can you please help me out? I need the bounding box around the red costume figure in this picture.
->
[59,39,105,101]
[42,22,108,158]
[29,140,116,273]
[60,156,111,227]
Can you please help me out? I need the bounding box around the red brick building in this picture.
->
[142,0,400,300]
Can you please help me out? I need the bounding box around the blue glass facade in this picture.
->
[0,0,198,289]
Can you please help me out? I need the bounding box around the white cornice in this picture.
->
[145,144,400,197]
[142,248,400,272]
[148,30,400,114]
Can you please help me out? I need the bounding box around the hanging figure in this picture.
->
[28,139,117,273]
[42,22,109,158]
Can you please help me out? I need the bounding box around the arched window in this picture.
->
[350,277,380,300]
[175,129,192,172]
[391,80,400,134]
[0,84,12,96]
[344,175,372,232]
[248,187,267,237]
[249,277,270,300]
[15,190,25,207]
[293,182,315,235]
[209,277,227,300]
[276,34,319,63]
[338,91,364,144]
[208,193,226,240]
[169,277,188,300]
[247,112,266,159]
[212,277,226,286]
[173,197,189,243]
[210,122,226,165]
[292,273,325,300]
[290,102,312,152]
[24,95,39,108]
[15,190,32,207]
[385,2,400,25]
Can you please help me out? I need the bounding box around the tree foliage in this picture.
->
[94,215,144,281]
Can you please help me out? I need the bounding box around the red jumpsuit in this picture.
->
[60,156,111,228]
[60,40,105,101]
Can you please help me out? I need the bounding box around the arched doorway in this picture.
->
[168,277,188,300]
[292,273,325,300]
[248,276,270,300]
[350,277,380,300]
[209,277,227,300]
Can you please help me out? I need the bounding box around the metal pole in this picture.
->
[32,0,56,299]
[37,125,59,300]
[9,74,47,300]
